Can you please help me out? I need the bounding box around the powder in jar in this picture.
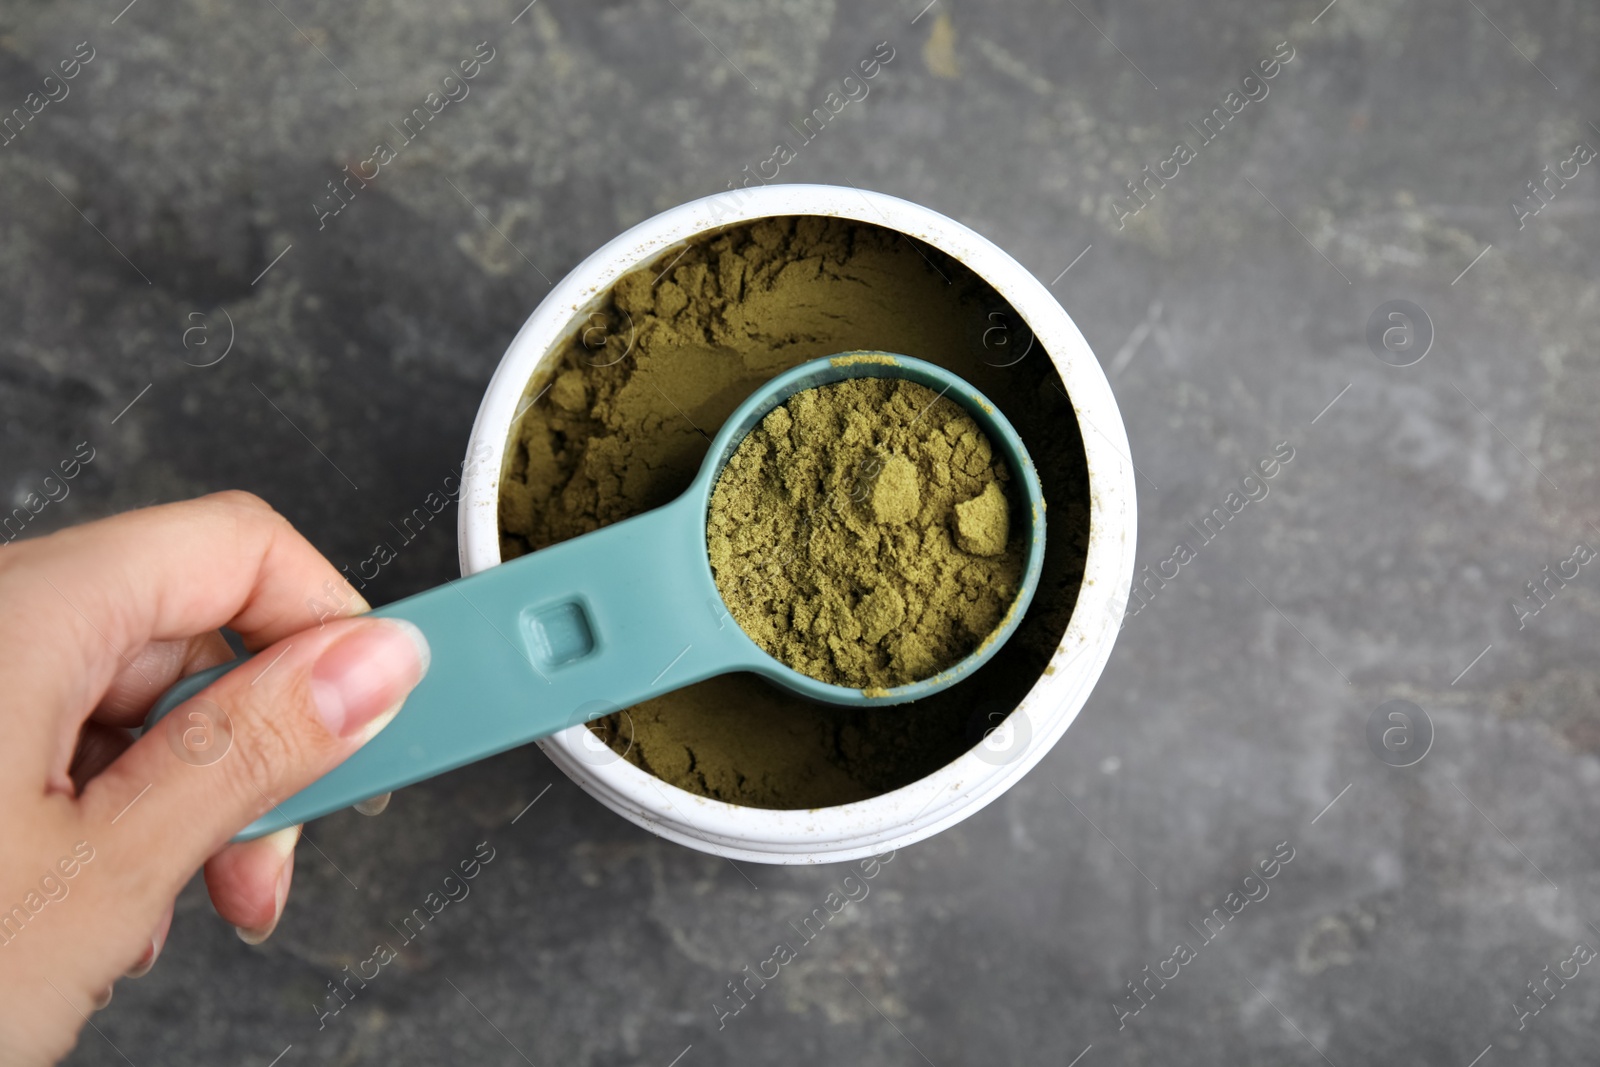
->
[497,216,1091,809]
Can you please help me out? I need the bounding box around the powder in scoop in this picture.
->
[707,378,1022,689]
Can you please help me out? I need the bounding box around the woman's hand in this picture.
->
[0,491,429,1064]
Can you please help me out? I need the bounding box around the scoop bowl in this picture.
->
[699,352,1046,704]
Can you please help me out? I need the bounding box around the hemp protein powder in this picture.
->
[707,377,1023,690]
[499,216,1089,809]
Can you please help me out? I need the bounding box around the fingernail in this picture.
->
[235,856,292,945]
[125,940,157,979]
[311,619,430,739]
[92,985,113,1011]
[128,903,174,978]
[235,827,297,946]
[354,791,391,816]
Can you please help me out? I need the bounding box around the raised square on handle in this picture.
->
[522,600,596,670]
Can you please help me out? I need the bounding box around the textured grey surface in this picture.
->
[3,0,1598,1062]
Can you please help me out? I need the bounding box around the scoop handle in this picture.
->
[144,493,763,840]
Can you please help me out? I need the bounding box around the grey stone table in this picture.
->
[2,0,1597,1062]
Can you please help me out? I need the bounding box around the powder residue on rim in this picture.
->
[830,352,900,367]
[498,216,1091,810]
[707,377,1022,689]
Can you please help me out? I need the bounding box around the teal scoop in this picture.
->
[145,353,1047,839]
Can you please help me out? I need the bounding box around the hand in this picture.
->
[0,492,430,1064]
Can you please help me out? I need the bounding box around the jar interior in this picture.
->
[497,214,1090,810]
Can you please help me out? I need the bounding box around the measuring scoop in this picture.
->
[145,353,1047,839]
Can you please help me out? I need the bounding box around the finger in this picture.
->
[0,491,368,779]
[49,639,222,796]
[46,633,231,794]
[204,826,299,943]
[79,614,428,916]
[94,632,235,727]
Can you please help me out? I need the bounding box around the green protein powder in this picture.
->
[707,377,1022,689]
[499,216,1089,809]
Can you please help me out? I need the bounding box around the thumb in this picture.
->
[82,616,429,902]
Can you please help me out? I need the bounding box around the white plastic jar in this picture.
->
[457,184,1136,864]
